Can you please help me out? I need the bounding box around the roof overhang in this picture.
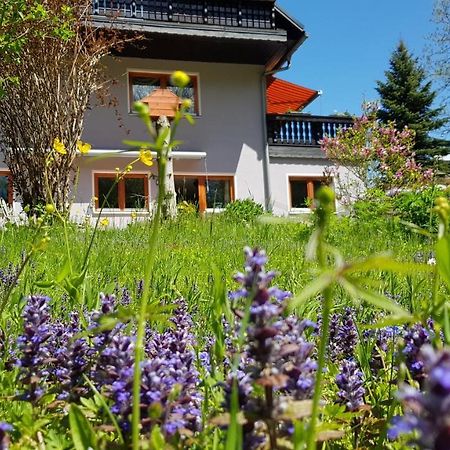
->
[91,4,306,70]
[82,149,207,160]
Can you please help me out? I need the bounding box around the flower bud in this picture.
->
[170,70,190,88]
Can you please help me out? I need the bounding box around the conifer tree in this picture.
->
[376,41,448,166]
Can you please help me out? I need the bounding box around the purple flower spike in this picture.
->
[389,345,450,449]
[336,359,365,411]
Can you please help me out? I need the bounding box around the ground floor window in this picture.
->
[0,171,13,205]
[174,175,234,212]
[289,176,331,209]
[94,173,149,210]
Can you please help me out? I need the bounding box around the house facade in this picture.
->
[0,0,353,224]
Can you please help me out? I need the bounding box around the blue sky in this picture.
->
[277,0,438,116]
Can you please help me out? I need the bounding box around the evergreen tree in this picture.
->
[376,41,448,167]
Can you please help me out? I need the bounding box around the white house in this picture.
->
[0,0,353,225]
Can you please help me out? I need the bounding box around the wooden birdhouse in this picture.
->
[139,88,182,120]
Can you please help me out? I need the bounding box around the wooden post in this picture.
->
[156,115,177,219]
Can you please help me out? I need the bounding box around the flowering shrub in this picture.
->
[321,113,433,201]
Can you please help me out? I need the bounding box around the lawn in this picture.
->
[0,211,443,449]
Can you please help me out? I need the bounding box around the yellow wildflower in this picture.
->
[126,164,133,172]
[170,70,190,88]
[131,211,137,220]
[53,138,67,155]
[77,140,91,154]
[139,148,153,167]
[100,218,109,227]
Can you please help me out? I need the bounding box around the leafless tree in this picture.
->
[0,0,119,213]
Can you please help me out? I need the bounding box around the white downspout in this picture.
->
[261,60,291,211]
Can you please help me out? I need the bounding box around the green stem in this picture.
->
[307,206,333,450]
[131,136,169,450]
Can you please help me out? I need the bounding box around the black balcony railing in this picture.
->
[267,114,353,147]
[92,0,276,30]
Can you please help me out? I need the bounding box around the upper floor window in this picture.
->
[129,72,199,115]
[0,171,13,205]
[94,173,149,211]
[289,176,332,210]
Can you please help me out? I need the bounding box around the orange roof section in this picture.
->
[266,76,319,114]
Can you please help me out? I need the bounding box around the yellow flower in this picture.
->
[126,164,133,172]
[170,70,190,88]
[131,211,137,220]
[139,148,153,167]
[77,140,91,154]
[53,138,67,155]
[100,218,109,227]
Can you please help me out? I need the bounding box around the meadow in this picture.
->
[0,207,445,449]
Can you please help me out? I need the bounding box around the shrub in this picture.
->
[392,185,446,231]
[223,198,263,222]
[352,189,394,224]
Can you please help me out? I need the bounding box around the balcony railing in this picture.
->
[267,114,353,147]
[92,0,276,30]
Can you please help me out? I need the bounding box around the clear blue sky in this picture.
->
[277,0,438,116]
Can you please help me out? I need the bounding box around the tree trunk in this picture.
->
[156,115,177,219]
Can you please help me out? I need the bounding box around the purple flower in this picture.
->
[389,345,450,449]
[0,423,12,450]
[336,359,365,411]
[15,295,53,402]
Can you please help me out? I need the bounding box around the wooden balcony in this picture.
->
[92,0,276,30]
[267,113,353,148]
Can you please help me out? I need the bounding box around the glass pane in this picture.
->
[290,180,308,208]
[206,180,230,209]
[0,176,9,203]
[98,177,119,209]
[125,177,146,209]
[175,177,199,205]
[132,76,160,102]
[168,80,195,114]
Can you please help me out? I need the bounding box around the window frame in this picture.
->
[128,70,201,116]
[93,172,150,211]
[174,174,235,212]
[0,170,13,205]
[288,175,332,211]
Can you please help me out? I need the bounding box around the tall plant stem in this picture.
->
[131,141,168,450]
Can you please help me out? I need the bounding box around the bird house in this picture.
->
[139,88,182,120]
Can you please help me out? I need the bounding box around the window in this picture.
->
[94,173,149,210]
[174,175,234,212]
[129,72,199,115]
[0,171,13,205]
[289,177,331,209]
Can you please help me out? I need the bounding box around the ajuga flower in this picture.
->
[336,359,365,411]
[389,345,450,449]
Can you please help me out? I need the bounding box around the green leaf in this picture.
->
[69,404,97,450]
[288,271,336,310]
[149,425,165,450]
[343,254,433,275]
[184,113,195,125]
[436,235,450,289]
[123,140,157,149]
[34,280,55,288]
[339,276,411,316]
[55,258,72,283]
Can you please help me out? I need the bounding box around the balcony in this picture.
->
[267,113,353,158]
[92,0,276,30]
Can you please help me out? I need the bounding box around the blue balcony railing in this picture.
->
[267,114,353,147]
